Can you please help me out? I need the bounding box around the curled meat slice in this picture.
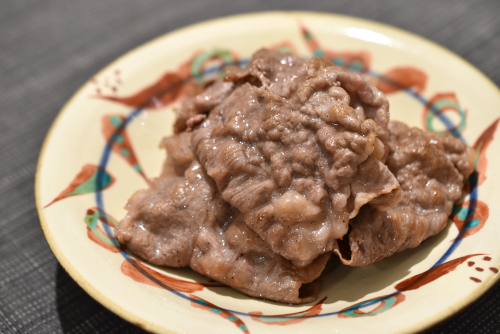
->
[116,160,227,267]
[191,212,330,304]
[224,49,307,98]
[173,80,235,133]
[117,133,329,304]
[334,121,476,266]
[160,131,195,177]
[193,49,400,267]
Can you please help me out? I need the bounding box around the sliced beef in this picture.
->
[160,131,195,177]
[192,49,400,267]
[334,121,476,266]
[117,132,329,304]
[173,80,235,133]
[118,49,477,303]
[191,211,330,304]
[116,159,227,267]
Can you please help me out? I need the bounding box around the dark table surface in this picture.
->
[1,1,500,333]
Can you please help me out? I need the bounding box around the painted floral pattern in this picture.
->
[44,164,114,208]
[101,114,148,181]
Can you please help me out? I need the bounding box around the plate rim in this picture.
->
[35,10,500,334]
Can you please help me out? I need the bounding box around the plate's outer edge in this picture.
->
[34,55,170,334]
[35,10,500,334]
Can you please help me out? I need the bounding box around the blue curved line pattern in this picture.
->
[94,58,478,319]
[366,70,466,143]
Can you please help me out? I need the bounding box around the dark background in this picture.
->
[1,0,500,333]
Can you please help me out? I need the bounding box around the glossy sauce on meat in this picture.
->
[117,132,329,304]
[334,121,475,266]
[116,49,475,304]
[193,50,401,267]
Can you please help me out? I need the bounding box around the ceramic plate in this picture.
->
[36,12,500,334]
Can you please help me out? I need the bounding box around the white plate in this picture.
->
[36,11,500,334]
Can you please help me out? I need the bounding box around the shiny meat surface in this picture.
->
[334,121,476,266]
[117,133,329,304]
[118,50,476,304]
[193,49,400,267]
[160,131,195,177]
[116,159,227,267]
[173,80,234,133]
[191,211,330,304]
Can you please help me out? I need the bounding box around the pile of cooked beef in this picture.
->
[116,50,475,304]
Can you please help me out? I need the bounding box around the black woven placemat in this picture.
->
[1,0,499,333]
